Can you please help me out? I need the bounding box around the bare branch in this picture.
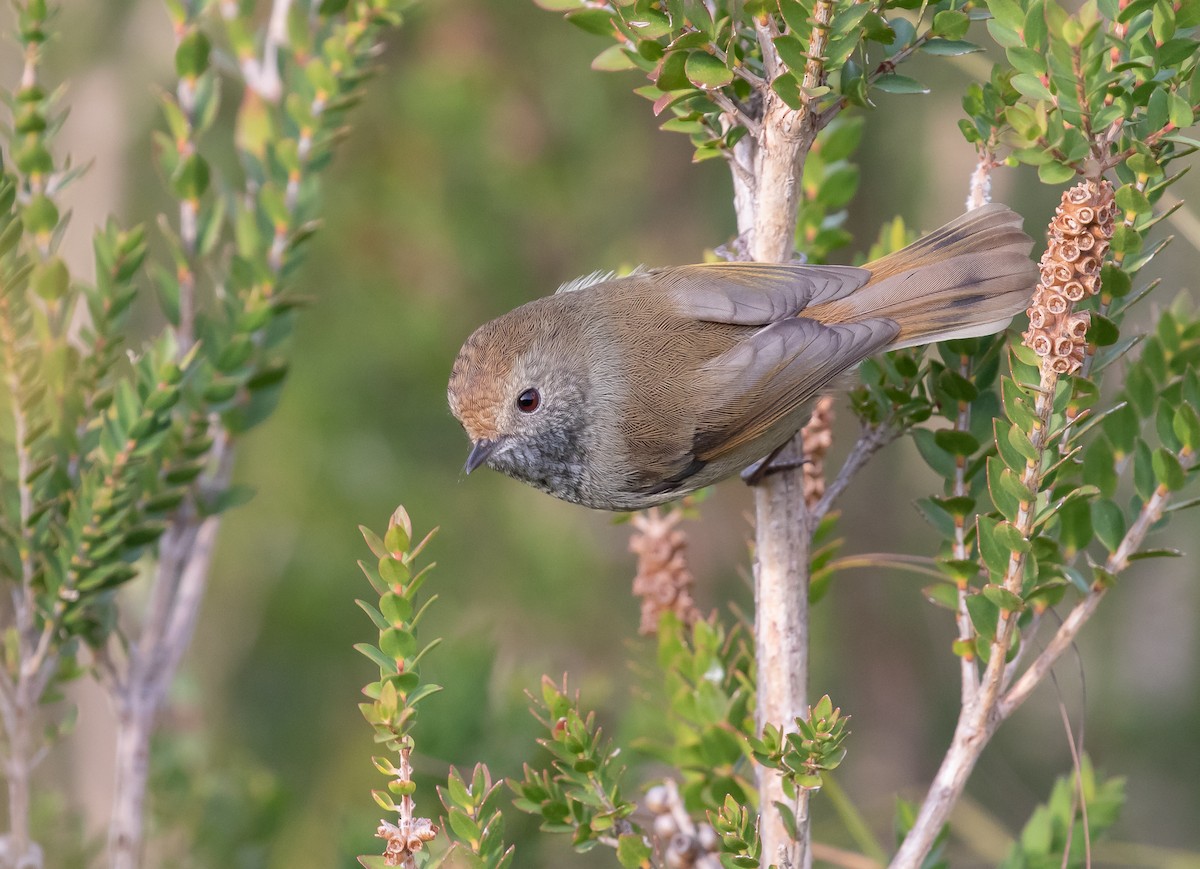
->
[710,91,761,138]
[808,422,899,530]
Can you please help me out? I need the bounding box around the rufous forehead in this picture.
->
[448,329,516,441]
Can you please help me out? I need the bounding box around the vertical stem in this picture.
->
[951,351,979,704]
[953,120,998,706]
[107,703,154,869]
[753,452,810,869]
[4,700,33,868]
[732,91,820,869]
[727,6,832,865]
[104,449,227,869]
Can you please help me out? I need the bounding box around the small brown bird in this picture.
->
[448,204,1037,511]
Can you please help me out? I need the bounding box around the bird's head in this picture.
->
[447,304,594,501]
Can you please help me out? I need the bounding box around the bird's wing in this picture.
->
[690,317,899,463]
[644,262,871,325]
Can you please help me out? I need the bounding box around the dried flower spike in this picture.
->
[1022,179,1115,374]
[370,747,439,867]
[644,780,722,868]
[630,507,701,635]
[800,395,836,508]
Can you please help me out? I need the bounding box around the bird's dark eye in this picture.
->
[516,388,540,413]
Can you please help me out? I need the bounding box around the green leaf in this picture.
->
[1132,439,1156,501]
[379,556,410,586]
[913,428,957,477]
[1083,437,1118,497]
[935,429,980,456]
[819,117,863,161]
[816,165,859,208]
[965,592,999,642]
[873,74,929,94]
[1013,72,1054,101]
[932,9,970,38]
[1002,378,1039,430]
[977,516,1012,577]
[1167,92,1194,128]
[384,518,411,554]
[773,35,809,73]
[1006,424,1039,463]
[172,154,210,200]
[31,257,69,302]
[915,498,956,537]
[22,194,58,234]
[1110,224,1142,258]
[937,369,980,402]
[993,521,1031,554]
[982,583,1024,612]
[1128,548,1182,561]
[447,806,482,842]
[379,627,417,661]
[1038,160,1077,184]
[380,592,413,625]
[1058,497,1093,555]
[1005,46,1047,75]
[655,50,689,90]
[565,8,614,35]
[174,29,211,78]
[629,7,672,38]
[1091,500,1126,552]
[685,51,734,88]
[355,642,396,674]
[1088,314,1119,347]
[1102,402,1139,456]
[617,833,652,868]
[1152,448,1185,491]
[988,0,1025,29]
[924,582,961,609]
[1114,183,1152,214]
[592,44,636,71]
[922,38,983,55]
[1173,403,1200,452]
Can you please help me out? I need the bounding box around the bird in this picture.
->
[448,203,1038,511]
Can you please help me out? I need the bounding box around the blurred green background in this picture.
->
[11,0,1200,866]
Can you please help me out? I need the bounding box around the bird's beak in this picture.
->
[465,437,503,474]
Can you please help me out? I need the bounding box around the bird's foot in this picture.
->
[741,446,810,485]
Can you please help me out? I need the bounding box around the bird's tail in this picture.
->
[804,203,1039,349]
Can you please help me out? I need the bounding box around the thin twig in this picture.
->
[809,422,899,530]
[711,90,762,137]
[998,461,1191,718]
[1054,679,1091,869]
[952,350,980,702]
[815,30,939,131]
[824,553,946,581]
[754,13,783,82]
